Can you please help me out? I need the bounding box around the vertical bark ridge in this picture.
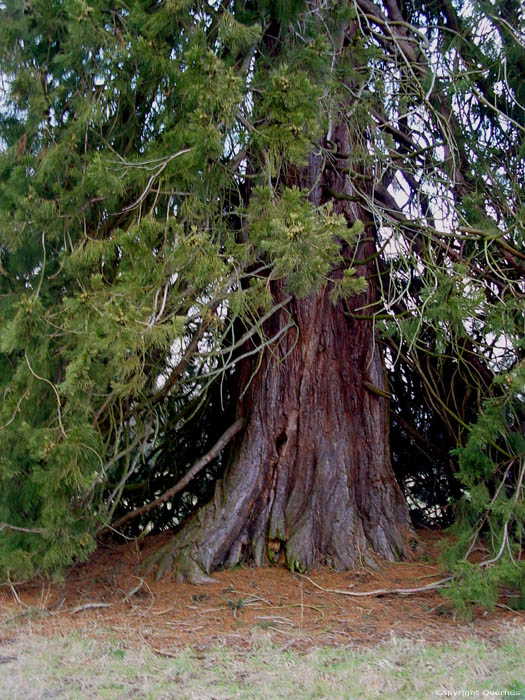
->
[145,45,417,581]
[149,280,415,582]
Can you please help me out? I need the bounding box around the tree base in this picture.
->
[143,289,417,583]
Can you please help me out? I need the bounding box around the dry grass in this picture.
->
[0,623,523,699]
[1,533,523,698]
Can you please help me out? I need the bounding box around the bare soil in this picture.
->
[0,530,522,654]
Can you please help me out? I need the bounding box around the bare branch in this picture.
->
[0,522,47,534]
[108,418,244,532]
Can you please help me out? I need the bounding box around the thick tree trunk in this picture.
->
[148,280,415,582]
[146,92,416,584]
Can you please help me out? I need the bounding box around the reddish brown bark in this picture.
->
[147,237,415,582]
[146,77,416,584]
[147,274,414,582]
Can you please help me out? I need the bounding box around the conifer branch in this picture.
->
[81,423,156,506]
[0,391,29,430]
[0,522,46,534]
[193,295,293,360]
[24,349,66,439]
[119,148,193,214]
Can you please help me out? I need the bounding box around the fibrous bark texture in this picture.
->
[148,80,416,583]
[149,280,414,582]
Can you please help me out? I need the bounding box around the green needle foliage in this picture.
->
[0,0,523,612]
[0,0,355,578]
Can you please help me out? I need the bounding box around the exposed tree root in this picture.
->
[142,543,216,584]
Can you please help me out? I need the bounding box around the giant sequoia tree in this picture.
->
[0,0,523,605]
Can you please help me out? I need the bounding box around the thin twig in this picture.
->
[24,349,66,439]
[0,390,29,430]
[68,602,112,614]
[122,577,145,602]
[0,522,46,534]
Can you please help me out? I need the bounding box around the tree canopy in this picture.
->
[0,0,523,613]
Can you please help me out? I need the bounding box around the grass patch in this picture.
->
[0,625,523,699]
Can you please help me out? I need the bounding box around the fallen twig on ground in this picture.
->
[69,603,112,614]
[122,578,145,602]
[298,573,453,597]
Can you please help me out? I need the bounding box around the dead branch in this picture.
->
[122,578,145,602]
[109,418,244,532]
[298,573,453,597]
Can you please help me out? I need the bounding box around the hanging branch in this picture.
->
[0,522,47,535]
[24,349,66,440]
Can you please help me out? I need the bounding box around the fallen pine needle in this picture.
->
[150,607,175,616]
[139,631,179,658]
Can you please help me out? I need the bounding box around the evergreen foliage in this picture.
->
[0,0,523,610]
